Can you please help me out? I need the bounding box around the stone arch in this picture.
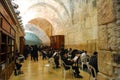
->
[25,32,42,45]
[28,17,53,37]
[21,4,64,34]
[24,23,50,45]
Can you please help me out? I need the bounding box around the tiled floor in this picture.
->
[9,56,90,80]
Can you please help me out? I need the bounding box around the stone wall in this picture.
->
[97,0,120,80]
[65,0,98,55]
[64,0,120,79]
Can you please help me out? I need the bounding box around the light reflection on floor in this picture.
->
[9,55,90,80]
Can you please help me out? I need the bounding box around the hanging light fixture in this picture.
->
[14,8,20,15]
[11,2,19,9]
[18,19,22,22]
[17,15,21,19]
[11,0,24,29]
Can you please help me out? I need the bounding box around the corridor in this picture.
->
[0,0,120,80]
[9,55,90,80]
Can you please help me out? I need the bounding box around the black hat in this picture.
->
[93,51,98,55]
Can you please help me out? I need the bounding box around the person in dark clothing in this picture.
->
[71,49,79,59]
[23,45,29,60]
[15,50,24,63]
[61,51,83,78]
[89,51,98,78]
[33,45,38,61]
[41,50,47,60]
[52,50,60,68]
[30,45,34,60]
[14,57,23,75]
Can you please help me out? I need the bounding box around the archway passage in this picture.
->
[12,0,120,80]
[25,32,42,46]
[28,17,53,37]
[24,24,50,45]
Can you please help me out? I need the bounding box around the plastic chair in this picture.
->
[48,58,56,69]
[88,65,97,80]
[81,56,90,70]
[61,60,74,80]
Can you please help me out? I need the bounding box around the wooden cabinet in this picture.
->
[50,35,64,50]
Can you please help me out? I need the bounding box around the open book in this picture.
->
[73,56,79,62]
[52,52,57,57]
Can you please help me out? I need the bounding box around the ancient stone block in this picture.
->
[97,0,116,25]
[113,54,120,64]
[98,51,113,63]
[87,39,97,54]
[98,51,115,76]
[107,23,120,50]
[99,62,114,76]
[97,73,109,80]
[116,20,120,26]
[98,25,108,50]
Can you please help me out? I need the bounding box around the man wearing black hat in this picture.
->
[61,49,83,78]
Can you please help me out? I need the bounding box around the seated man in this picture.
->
[61,50,83,78]
[89,51,98,79]
[52,50,60,68]
[14,57,23,75]
[16,50,24,63]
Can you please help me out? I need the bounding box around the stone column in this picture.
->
[97,0,120,80]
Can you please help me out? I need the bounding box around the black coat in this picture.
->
[62,57,74,70]
[89,55,98,73]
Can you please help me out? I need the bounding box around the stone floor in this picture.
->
[9,56,90,80]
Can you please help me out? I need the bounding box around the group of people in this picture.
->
[16,45,98,79]
[61,49,98,79]
[39,47,98,79]
[23,45,40,61]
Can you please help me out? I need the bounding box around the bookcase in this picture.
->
[0,11,15,80]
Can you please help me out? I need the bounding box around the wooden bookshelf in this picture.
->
[0,1,16,80]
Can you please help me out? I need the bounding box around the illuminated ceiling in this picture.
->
[13,0,73,45]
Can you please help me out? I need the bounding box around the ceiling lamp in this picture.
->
[18,19,22,22]
[11,2,19,9]
[17,15,22,19]
[14,8,20,15]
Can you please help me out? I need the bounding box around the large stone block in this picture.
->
[87,39,97,54]
[114,67,120,76]
[97,73,109,80]
[115,1,120,20]
[107,23,120,50]
[98,51,113,64]
[116,20,120,26]
[98,25,108,50]
[97,0,116,25]
[98,51,114,76]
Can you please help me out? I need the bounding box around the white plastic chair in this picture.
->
[45,58,56,72]
[88,65,97,80]
[49,58,56,69]
[81,56,90,70]
[61,60,74,80]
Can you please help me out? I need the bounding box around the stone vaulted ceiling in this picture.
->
[13,0,73,45]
